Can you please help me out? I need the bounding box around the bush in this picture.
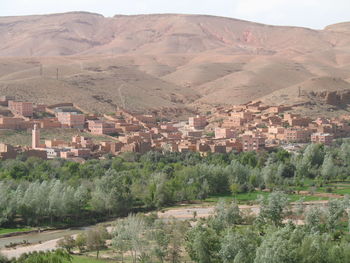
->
[325,187,333,193]
[0,253,9,263]
[57,235,76,253]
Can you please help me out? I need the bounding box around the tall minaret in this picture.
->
[32,124,40,149]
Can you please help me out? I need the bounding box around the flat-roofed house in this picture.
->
[88,120,117,135]
[311,133,334,146]
[57,112,85,128]
[8,101,33,117]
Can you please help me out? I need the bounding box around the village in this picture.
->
[0,95,349,162]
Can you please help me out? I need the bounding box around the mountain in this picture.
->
[1,12,350,116]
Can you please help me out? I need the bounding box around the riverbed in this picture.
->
[0,200,328,258]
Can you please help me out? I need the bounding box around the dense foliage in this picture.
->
[1,140,350,227]
[48,193,350,263]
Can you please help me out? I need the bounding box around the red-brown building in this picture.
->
[8,101,33,117]
[226,139,243,153]
[57,112,85,128]
[70,148,91,158]
[284,113,311,127]
[311,133,334,145]
[196,142,211,153]
[0,143,17,159]
[0,96,15,106]
[178,141,196,153]
[222,117,246,128]
[230,111,253,121]
[215,128,236,139]
[241,135,266,152]
[283,128,311,143]
[88,120,117,135]
[116,123,142,133]
[183,130,203,138]
[189,115,207,130]
[0,117,31,130]
[38,118,61,129]
[120,141,152,154]
[210,144,227,153]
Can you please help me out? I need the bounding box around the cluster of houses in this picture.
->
[214,100,350,149]
[0,96,349,162]
[0,96,86,129]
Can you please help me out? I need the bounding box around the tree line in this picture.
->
[2,140,350,227]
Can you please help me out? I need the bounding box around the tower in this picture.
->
[32,124,40,149]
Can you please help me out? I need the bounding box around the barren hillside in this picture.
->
[1,12,350,116]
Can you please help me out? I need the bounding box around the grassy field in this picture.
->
[0,227,32,235]
[316,182,350,195]
[205,191,328,205]
[0,128,115,146]
[205,181,350,205]
[164,190,330,211]
[329,188,350,195]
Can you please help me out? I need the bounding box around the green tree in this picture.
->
[57,235,75,254]
[86,227,107,258]
[254,225,304,263]
[302,143,325,168]
[137,252,152,263]
[186,224,221,263]
[75,233,87,253]
[256,192,289,227]
[321,154,337,181]
[150,221,169,263]
[0,182,16,226]
[112,221,131,263]
[305,206,324,232]
[298,234,350,263]
[220,229,260,263]
[166,220,187,263]
[91,170,133,216]
[0,253,9,263]
[210,199,242,232]
[343,195,350,233]
[111,214,146,263]
[17,249,72,263]
[227,161,250,188]
[326,199,345,231]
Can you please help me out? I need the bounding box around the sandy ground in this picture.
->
[157,204,260,220]
[1,238,61,259]
[0,234,79,259]
[157,200,328,220]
